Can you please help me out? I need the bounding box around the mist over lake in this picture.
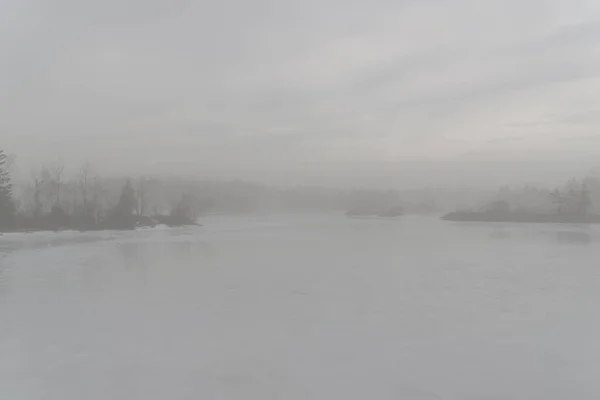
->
[3,0,600,397]
[2,215,600,399]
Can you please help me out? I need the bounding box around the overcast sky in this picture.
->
[2,0,600,188]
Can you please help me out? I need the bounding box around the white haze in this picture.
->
[2,0,600,187]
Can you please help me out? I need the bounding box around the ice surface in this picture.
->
[1,215,600,399]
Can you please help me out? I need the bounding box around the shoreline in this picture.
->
[0,222,201,235]
[442,211,600,224]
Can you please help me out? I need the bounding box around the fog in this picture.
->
[3,0,600,187]
[4,2,600,399]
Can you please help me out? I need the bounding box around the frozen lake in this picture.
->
[1,215,600,399]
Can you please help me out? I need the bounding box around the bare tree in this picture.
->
[40,168,54,209]
[549,189,566,214]
[78,162,93,214]
[69,179,78,216]
[91,176,107,223]
[50,160,65,206]
[134,177,149,217]
[30,167,46,217]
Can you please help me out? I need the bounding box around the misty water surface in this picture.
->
[1,215,600,399]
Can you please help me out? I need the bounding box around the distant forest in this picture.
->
[1,148,600,231]
[0,149,446,232]
[0,150,201,231]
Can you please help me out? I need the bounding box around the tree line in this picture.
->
[0,149,198,232]
[5,147,597,231]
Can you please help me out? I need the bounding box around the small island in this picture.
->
[346,205,404,218]
[443,184,600,224]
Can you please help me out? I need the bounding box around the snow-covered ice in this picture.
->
[1,215,600,399]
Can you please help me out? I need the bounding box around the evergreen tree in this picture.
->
[578,183,591,215]
[0,150,16,230]
[549,189,566,214]
[170,191,195,223]
[114,179,136,219]
[102,180,138,229]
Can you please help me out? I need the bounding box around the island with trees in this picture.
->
[344,189,404,217]
[345,205,404,218]
[442,178,600,224]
